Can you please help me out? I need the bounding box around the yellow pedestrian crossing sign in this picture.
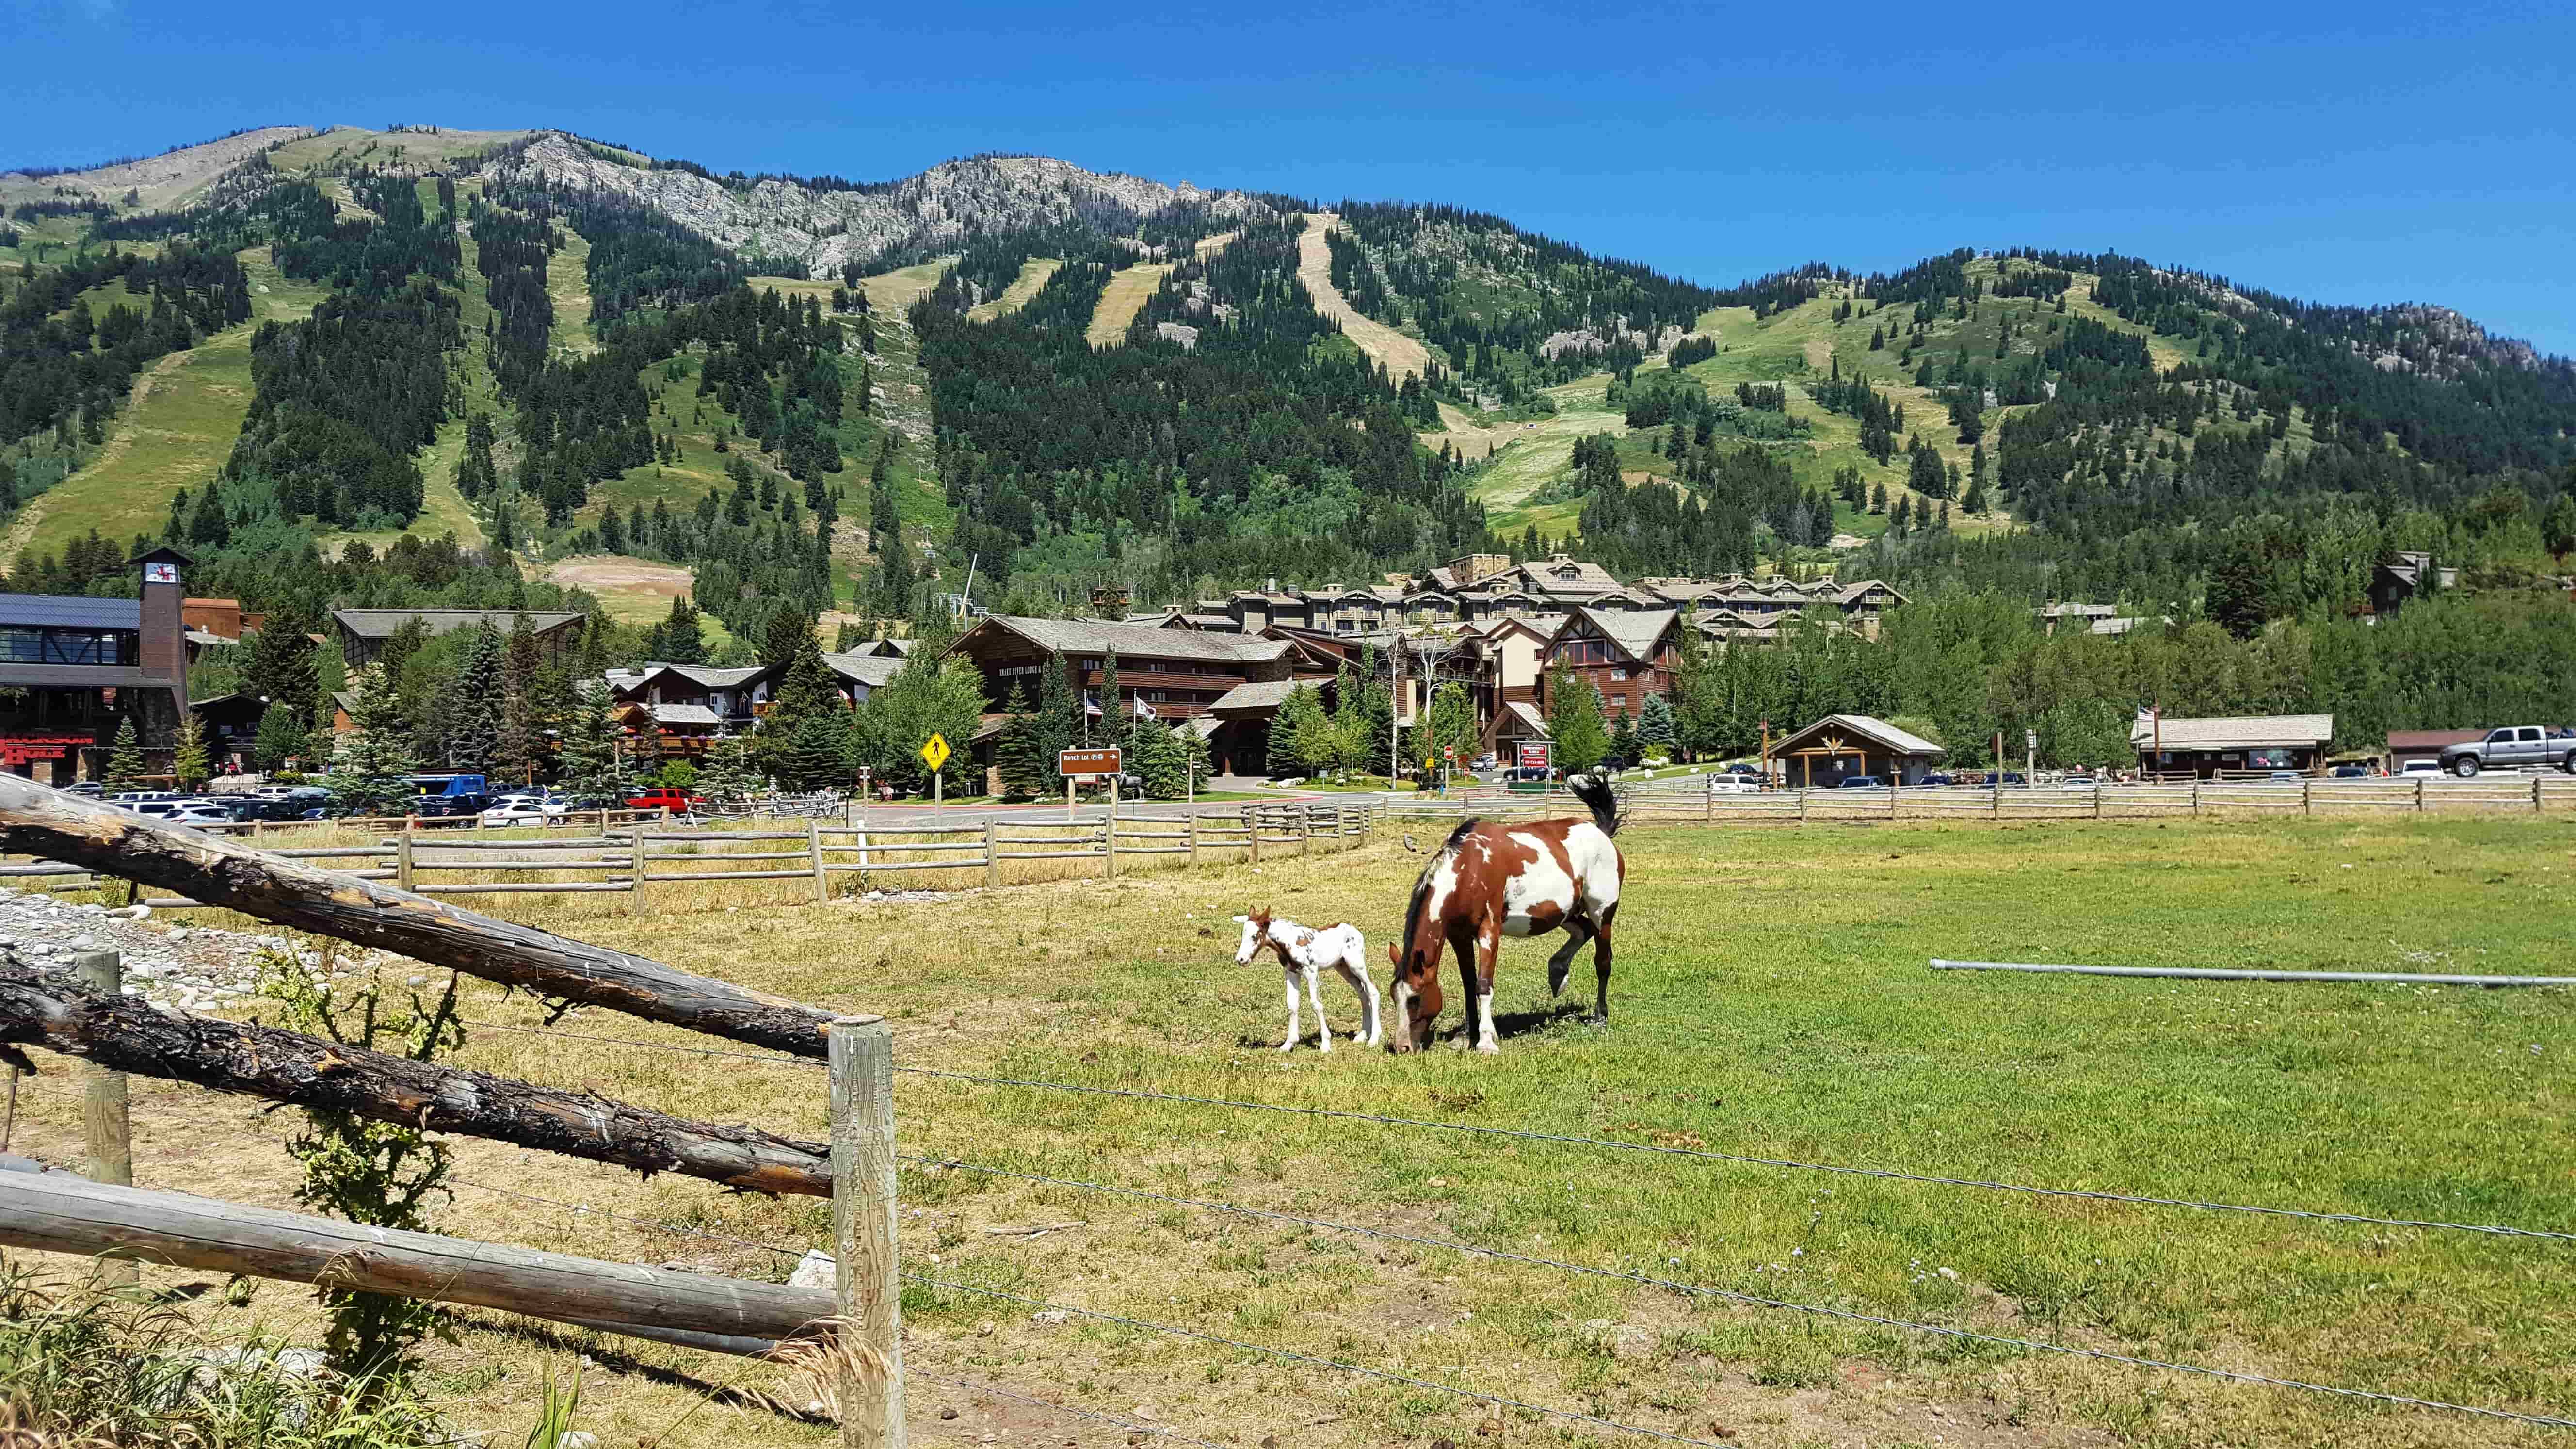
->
[920,733,951,772]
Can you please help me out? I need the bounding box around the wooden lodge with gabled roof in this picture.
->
[1540,606,1683,724]
[1771,714,1948,787]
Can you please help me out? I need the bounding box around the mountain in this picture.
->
[4,123,2574,662]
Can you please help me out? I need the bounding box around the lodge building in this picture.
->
[0,547,191,783]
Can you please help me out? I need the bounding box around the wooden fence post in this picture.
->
[2302,778,2313,816]
[2535,776,2545,814]
[1105,806,1119,879]
[1301,807,1314,856]
[1187,814,1200,867]
[628,829,646,916]
[1798,788,1810,825]
[828,1017,903,1449]
[72,948,135,1290]
[1248,810,1261,865]
[984,819,999,888]
[2093,783,2105,820]
[396,834,415,892]
[2191,780,2201,818]
[807,819,828,903]
[1888,784,1899,821]
[2415,777,2426,813]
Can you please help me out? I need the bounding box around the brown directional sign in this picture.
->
[1059,747,1123,777]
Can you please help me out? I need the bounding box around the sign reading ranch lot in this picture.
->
[1059,747,1123,778]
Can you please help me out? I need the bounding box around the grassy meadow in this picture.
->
[8,811,2572,1447]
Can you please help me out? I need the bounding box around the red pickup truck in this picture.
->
[625,788,701,813]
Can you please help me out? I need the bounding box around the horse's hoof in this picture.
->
[1475,1042,1500,1056]
[1581,1014,1608,1027]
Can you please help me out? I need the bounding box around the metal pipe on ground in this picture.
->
[1931,959,2576,987]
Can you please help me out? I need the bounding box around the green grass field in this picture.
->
[12,246,332,564]
[11,812,2568,1447]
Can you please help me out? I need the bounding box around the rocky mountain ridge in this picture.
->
[485,132,1272,273]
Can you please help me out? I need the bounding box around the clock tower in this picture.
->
[133,546,191,750]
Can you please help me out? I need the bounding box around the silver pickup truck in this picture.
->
[2439,726,2576,777]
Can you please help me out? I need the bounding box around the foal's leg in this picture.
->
[1335,951,1383,1046]
[1589,902,1619,1025]
[1305,963,1334,1052]
[1280,967,1301,1051]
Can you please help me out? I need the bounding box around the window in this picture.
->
[1610,667,1629,681]
[1610,695,1626,711]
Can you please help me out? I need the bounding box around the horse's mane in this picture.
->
[1399,817,1481,963]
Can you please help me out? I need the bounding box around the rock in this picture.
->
[65,933,96,950]
[940,1407,961,1420]
[1579,1319,1654,1360]
[559,1434,598,1449]
[787,1249,837,1291]
[1029,1309,1070,1325]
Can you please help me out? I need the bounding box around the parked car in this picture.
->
[1717,763,1763,778]
[2398,758,2445,778]
[626,787,701,813]
[1501,765,1561,783]
[2331,765,2371,778]
[1837,775,1887,789]
[479,795,564,827]
[1471,754,1497,772]
[209,795,305,822]
[2438,725,2576,777]
[65,781,104,797]
[410,792,494,819]
[1918,773,1956,787]
[2266,770,2302,783]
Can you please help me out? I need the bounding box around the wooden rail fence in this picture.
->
[1380,775,2576,826]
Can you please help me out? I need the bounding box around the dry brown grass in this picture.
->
[1083,261,1175,348]
[1295,214,1429,380]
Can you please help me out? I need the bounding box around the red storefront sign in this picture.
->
[0,735,90,765]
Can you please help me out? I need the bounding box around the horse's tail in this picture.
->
[1569,773,1623,837]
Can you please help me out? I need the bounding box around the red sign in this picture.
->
[1442,746,1457,763]
[1517,741,1551,769]
[0,735,88,766]
[1058,747,1123,777]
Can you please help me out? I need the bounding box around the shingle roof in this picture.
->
[1207,678,1298,713]
[649,703,722,726]
[333,609,583,640]
[0,593,142,630]
[1568,606,1680,663]
[822,653,904,689]
[660,664,767,690]
[967,615,1291,664]
[2130,714,2335,749]
[1775,713,1946,758]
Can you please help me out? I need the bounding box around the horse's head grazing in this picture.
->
[1387,821,1477,1052]
[1231,906,1273,966]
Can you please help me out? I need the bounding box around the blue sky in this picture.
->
[11,0,2574,354]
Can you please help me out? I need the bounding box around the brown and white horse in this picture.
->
[1385,774,1625,1054]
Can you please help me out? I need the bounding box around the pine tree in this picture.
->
[495,614,543,788]
[1128,720,1186,799]
[759,633,849,791]
[1608,706,1639,768]
[1030,651,1078,798]
[1638,692,1678,757]
[1268,684,1324,777]
[173,709,210,790]
[1963,474,1988,515]
[1868,481,1888,514]
[329,666,419,815]
[698,734,764,804]
[254,702,307,774]
[993,684,1045,797]
[556,684,626,802]
[104,716,146,790]
[440,620,505,774]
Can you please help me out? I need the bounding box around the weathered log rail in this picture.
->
[0,777,845,1058]
[0,1163,833,1353]
[0,961,834,1196]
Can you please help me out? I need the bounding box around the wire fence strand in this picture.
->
[907,1154,2576,1430]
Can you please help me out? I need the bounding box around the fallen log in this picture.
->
[0,1167,835,1348]
[0,777,846,1057]
[0,962,833,1198]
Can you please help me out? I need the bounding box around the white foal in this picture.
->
[1232,906,1382,1052]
